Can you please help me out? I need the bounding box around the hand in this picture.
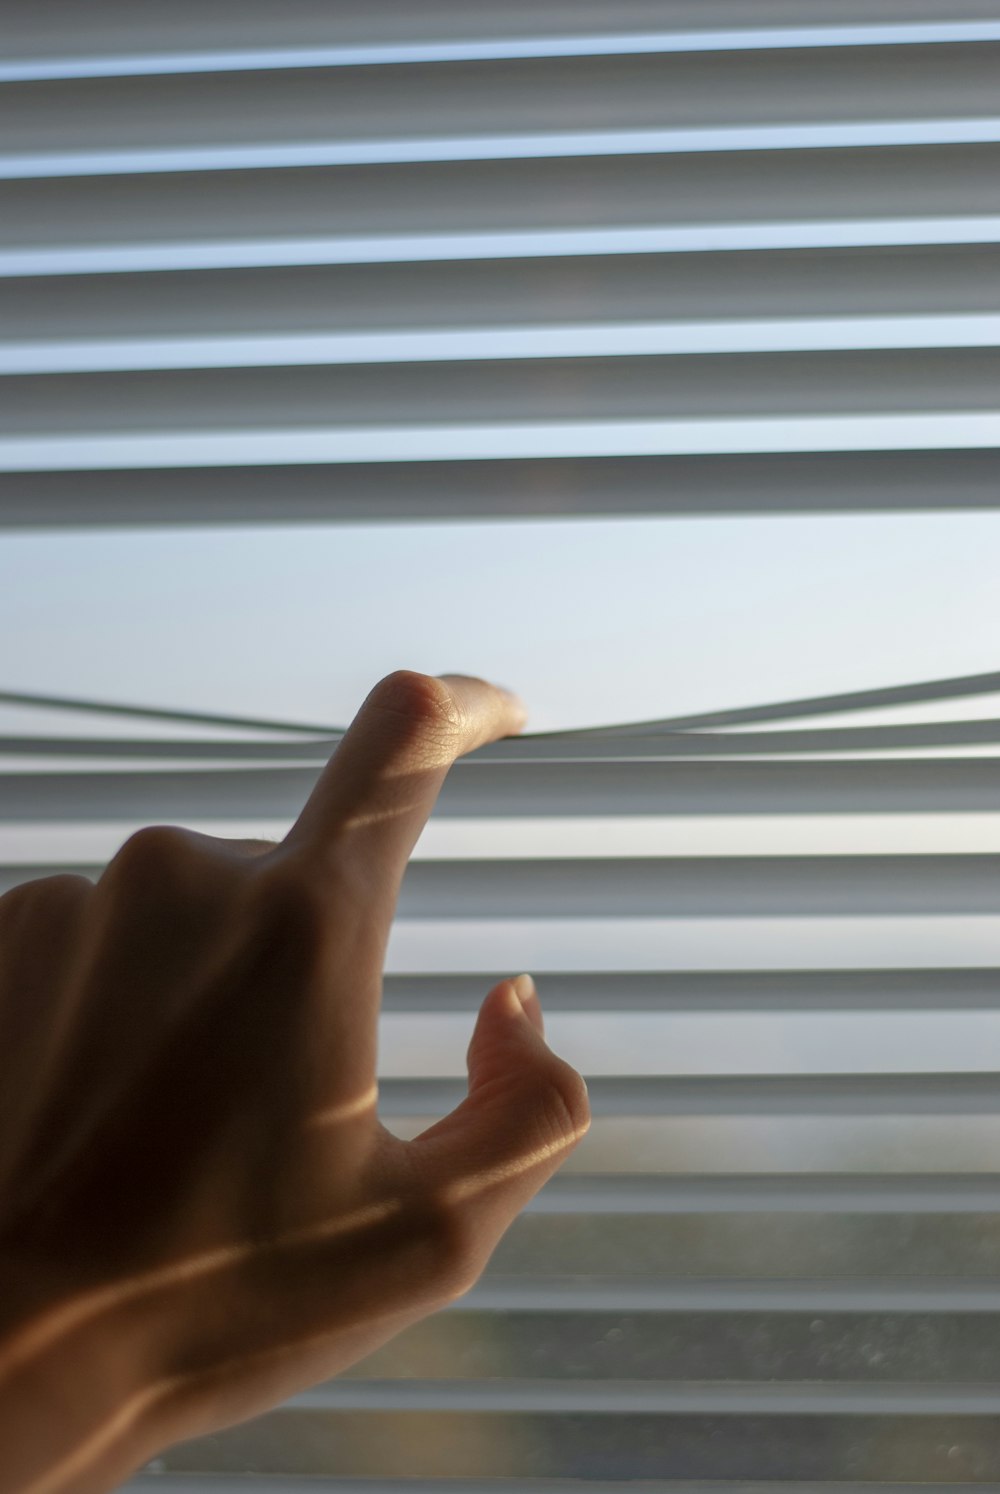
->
[0,671,591,1494]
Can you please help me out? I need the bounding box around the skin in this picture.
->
[0,670,591,1493]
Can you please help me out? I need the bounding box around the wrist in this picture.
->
[0,1256,166,1494]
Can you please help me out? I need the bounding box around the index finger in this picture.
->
[280,670,528,905]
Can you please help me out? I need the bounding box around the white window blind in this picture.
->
[3,0,1000,1487]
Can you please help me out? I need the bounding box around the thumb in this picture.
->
[406,975,591,1272]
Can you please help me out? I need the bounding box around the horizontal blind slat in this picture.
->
[382,971,1000,1014]
[484,1208,1000,1276]
[8,220,1000,281]
[5,144,996,274]
[11,720,1000,756]
[8,313,1000,376]
[134,1409,1000,1481]
[7,724,1000,758]
[4,759,999,819]
[285,1379,1000,1413]
[7,122,1000,180]
[6,351,995,434]
[4,246,997,343]
[11,815,1000,869]
[458,1282,1000,1312]
[5,413,998,472]
[529,1170,1000,1210]
[3,42,997,180]
[393,856,1000,918]
[2,450,997,526]
[379,1074,1000,1117]
[10,17,1000,81]
[9,0,1000,57]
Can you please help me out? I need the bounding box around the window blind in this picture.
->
[3,0,1000,1487]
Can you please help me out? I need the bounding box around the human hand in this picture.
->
[0,671,591,1494]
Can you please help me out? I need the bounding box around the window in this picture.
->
[3,0,1000,1484]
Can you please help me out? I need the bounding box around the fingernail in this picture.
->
[512,972,536,1006]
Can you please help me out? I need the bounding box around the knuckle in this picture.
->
[109,824,195,880]
[43,871,94,896]
[0,872,92,931]
[536,1055,592,1148]
[100,826,235,919]
[368,670,465,742]
[414,1195,482,1303]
